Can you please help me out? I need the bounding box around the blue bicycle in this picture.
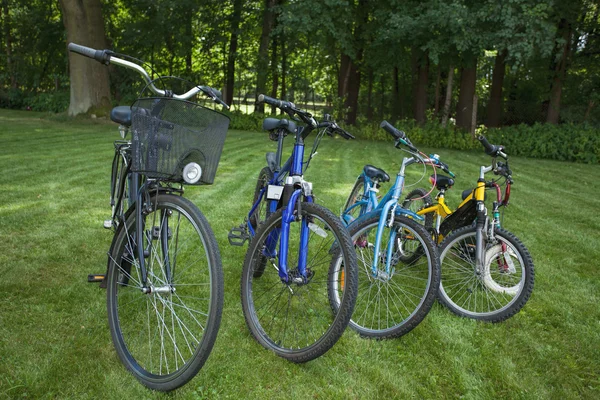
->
[339,121,440,339]
[229,95,358,362]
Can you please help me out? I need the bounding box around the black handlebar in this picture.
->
[317,121,355,140]
[380,120,406,140]
[68,43,112,64]
[478,135,507,159]
[380,120,418,152]
[257,94,295,110]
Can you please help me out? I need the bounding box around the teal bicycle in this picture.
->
[338,121,440,339]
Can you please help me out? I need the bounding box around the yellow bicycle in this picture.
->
[402,136,534,322]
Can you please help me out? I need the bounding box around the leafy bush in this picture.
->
[348,120,599,164]
[226,110,264,131]
[27,92,70,113]
[0,89,70,113]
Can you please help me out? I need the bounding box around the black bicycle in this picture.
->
[69,43,228,391]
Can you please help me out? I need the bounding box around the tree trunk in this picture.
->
[60,0,111,116]
[255,0,276,113]
[338,53,351,100]
[487,49,507,127]
[270,36,279,114]
[584,100,595,121]
[441,66,454,127]
[413,51,429,125]
[3,0,16,89]
[344,54,361,125]
[225,0,243,106]
[471,94,478,137]
[366,68,373,120]
[547,19,572,124]
[392,66,400,122]
[434,65,441,115]
[455,58,477,131]
[281,36,287,112]
[184,11,193,77]
[380,74,385,120]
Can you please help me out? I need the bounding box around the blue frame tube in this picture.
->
[371,173,405,276]
[291,143,304,176]
[278,189,303,281]
[297,196,313,277]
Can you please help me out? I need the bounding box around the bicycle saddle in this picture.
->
[430,174,454,190]
[363,165,390,182]
[110,106,132,127]
[262,118,298,134]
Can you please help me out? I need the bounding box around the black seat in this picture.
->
[110,106,132,127]
[363,165,390,182]
[262,118,297,134]
[431,174,454,190]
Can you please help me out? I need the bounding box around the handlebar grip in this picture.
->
[379,120,406,140]
[208,86,222,98]
[340,129,355,140]
[478,135,507,159]
[257,94,294,109]
[200,86,222,98]
[68,42,111,64]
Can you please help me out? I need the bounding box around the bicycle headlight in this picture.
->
[183,162,202,184]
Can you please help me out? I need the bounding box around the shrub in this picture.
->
[26,92,70,113]
[346,119,599,164]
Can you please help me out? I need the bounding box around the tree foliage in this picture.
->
[0,0,598,126]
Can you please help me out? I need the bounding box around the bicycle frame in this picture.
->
[417,163,510,243]
[343,157,424,278]
[247,127,315,283]
[415,161,512,274]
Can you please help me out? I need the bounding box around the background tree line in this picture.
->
[1,0,599,130]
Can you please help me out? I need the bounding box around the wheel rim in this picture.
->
[109,202,214,379]
[439,232,525,316]
[251,171,271,228]
[345,180,366,222]
[245,211,347,352]
[337,219,433,335]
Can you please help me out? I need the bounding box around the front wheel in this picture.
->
[106,194,224,391]
[241,202,358,363]
[437,225,534,322]
[332,215,440,339]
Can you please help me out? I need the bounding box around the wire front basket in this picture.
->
[130,97,229,185]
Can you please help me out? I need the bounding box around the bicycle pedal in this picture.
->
[88,274,106,283]
[228,225,250,246]
[103,220,112,229]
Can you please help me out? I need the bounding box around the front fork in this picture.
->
[264,188,313,283]
[132,173,173,293]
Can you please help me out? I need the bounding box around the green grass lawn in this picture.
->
[1,109,599,399]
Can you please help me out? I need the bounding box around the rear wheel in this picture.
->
[342,176,367,225]
[402,188,434,229]
[249,166,274,229]
[249,167,275,278]
[107,194,223,391]
[437,225,534,322]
